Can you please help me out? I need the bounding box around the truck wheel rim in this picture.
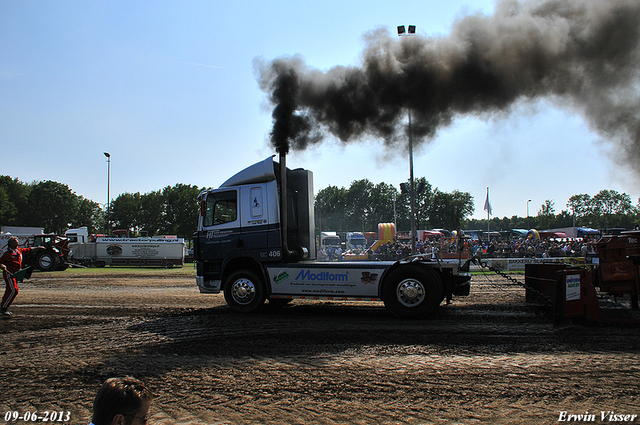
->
[231,278,256,305]
[39,255,53,268]
[396,278,425,307]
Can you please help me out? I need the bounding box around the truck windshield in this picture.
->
[203,191,237,227]
[324,237,341,246]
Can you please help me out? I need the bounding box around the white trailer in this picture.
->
[69,236,186,267]
[1,227,44,251]
[1,226,44,235]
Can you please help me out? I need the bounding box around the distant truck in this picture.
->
[66,227,186,267]
[344,224,396,261]
[418,230,445,241]
[546,227,601,238]
[320,231,341,251]
[346,232,367,250]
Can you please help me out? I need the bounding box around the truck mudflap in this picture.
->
[452,277,471,296]
[196,276,222,294]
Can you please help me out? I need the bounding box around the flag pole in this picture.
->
[486,187,490,235]
[483,187,492,241]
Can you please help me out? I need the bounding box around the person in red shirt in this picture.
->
[0,237,36,317]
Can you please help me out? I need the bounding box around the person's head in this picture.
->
[8,237,18,249]
[92,377,153,425]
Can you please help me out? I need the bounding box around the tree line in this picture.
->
[2,174,638,239]
[0,176,202,238]
[315,177,474,232]
[464,190,639,232]
[317,182,640,234]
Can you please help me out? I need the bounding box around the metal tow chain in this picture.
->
[473,257,556,305]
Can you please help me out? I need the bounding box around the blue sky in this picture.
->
[1,0,637,221]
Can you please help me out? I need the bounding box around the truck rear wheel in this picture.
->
[223,270,266,313]
[382,266,443,319]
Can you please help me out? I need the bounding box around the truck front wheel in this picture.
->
[382,266,443,319]
[223,270,266,313]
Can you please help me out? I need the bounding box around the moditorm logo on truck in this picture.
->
[294,270,349,282]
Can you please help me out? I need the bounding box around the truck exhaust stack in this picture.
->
[279,149,297,261]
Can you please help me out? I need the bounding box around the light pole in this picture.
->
[104,152,111,235]
[398,24,417,255]
[393,192,397,231]
[408,110,417,255]
[526,199,531,230]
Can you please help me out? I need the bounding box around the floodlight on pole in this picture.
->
[397,24,417,254]
[527,199,532,230]
[397,25,416,36]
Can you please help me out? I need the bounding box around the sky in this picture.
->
[1,0,638,222]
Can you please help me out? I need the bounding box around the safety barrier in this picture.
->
[473,257,589,272]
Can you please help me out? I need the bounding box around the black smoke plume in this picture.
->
[255,0,640,174]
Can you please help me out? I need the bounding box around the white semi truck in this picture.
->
[320,231,341,250]
[194,153,471,318]
[346,232,367,250]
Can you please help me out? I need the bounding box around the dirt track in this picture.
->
[1,268,639,424]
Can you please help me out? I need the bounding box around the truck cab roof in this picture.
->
[220,156,277,188]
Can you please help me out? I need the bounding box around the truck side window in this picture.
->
[203,191,237,227]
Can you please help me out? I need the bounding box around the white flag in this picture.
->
[483,188,492,215]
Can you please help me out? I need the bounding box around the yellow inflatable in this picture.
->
[527,229,540,241]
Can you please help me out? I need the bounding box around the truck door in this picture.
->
[198,189,241,263]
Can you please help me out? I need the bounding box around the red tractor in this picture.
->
[24,234,71,271]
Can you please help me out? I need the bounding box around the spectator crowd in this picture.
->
[318,234,599,261]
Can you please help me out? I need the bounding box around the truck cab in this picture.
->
[194,156,315,294]
[65,227,89,244]
[346,232,367,251]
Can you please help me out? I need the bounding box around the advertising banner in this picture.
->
[93,237,185,265]
[266,265,387,298]
[565,274,581,301]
